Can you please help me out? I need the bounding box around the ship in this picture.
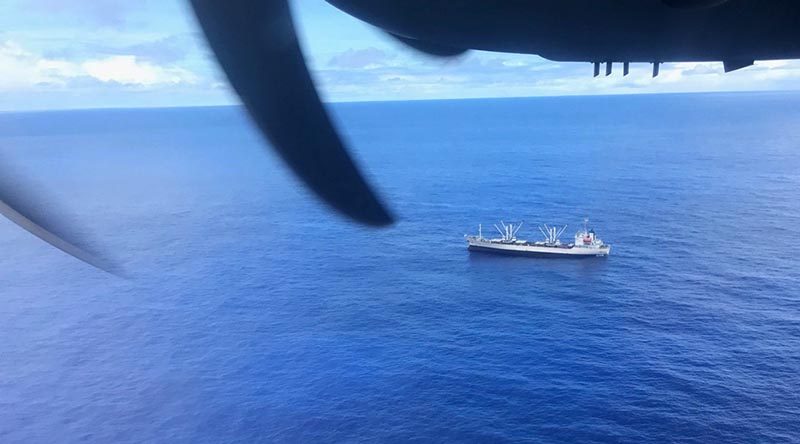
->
[465,219,610,257]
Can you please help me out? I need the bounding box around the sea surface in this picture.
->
[1,92,799,443]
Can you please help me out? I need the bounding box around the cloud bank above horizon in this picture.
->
[2,0,800,111]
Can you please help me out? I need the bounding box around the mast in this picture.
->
[538,223,568,244]
[494,224,504,237]
[512,221,524,238]
[538,225,548,240]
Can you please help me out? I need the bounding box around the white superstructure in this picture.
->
[465,219,610,257]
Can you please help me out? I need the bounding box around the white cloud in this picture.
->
[82,55,197,85]
[757,60,789,69]
[0,41,61,90]
[0,40,198,92]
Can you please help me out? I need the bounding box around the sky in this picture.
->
[2,0,800,111]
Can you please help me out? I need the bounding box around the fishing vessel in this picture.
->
[465,219,610,257]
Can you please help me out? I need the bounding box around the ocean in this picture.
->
[1,92,799,443]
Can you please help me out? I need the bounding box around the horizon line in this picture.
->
[2,88,798,114]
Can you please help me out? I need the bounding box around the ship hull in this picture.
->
[467,241,610,258]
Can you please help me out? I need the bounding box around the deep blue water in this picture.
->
[1,92,800,443]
